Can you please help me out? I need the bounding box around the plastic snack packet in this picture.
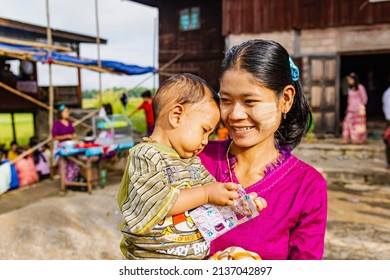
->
[189,185,259,243]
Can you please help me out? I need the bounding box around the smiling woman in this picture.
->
[198,39,328,260]
[116,73,268,259]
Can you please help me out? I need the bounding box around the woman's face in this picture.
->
[219,69,283,148]
[61,108,70,120]
[346,76,355,87]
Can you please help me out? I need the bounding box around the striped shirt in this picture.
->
[117,142,215,259]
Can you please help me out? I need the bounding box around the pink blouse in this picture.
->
[347,84,368,112]
[198,140,327,260]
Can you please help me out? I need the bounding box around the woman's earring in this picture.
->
[283,113,287,120]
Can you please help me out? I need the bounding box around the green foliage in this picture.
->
[126,87,156,98]
[0,113,34,149]
[82,89,99,99]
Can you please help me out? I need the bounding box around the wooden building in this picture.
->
[129,0,224,90]
[130,0,390,135]
[0,17,106,144]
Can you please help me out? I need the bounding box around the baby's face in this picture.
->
[172,101,220,158]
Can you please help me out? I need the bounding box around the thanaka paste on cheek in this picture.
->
[251,102,278,129]
[220,105,229,116]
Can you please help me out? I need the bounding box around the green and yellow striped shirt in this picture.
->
[117,142,215,259]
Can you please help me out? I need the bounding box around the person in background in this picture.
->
[14,148,38,187]
[215,122,229,140]
[7,141,19,161]
[29,137,50,181]
[52,104,79,182]
[52,104,77,142]
[0,147,19,190]
[382,75,390,169]
[128,90,155,136]
[103,103,113,115]
[198,39,327,260]
[341,72,368,144]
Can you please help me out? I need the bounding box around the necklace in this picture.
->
[226,141,234,182]
[226,141,280,184]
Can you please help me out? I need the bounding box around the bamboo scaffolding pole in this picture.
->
[0,48,46,57]
[158,71,176,77]
[0,81,92,130]
[158,53,184,72]
[0,47,114,73]
[9,137,52,165]
[45,0,55,178]
[72,108,99,127]
[0,36,72,52]
[127,53,184,92]
[1,82,92,130]
[0,48,118,74]
[49,60,113,73]
[0,81,50,110]
[95,0,103,108]
[153,16,157,93]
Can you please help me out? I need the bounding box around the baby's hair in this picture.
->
[220,39,311,149]
[152,73,219,121]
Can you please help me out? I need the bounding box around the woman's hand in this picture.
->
[248,192,267,212]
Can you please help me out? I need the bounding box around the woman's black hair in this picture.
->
[219,39,312,149]
[57,104,67,119]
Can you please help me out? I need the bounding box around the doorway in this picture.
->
[340,53,390,123]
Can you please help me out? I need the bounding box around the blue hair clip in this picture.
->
[289,57,300,82]
[59,104,66,112]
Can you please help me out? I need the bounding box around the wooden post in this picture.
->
[46,0,55,179]
[10,113,16,143]
[60,156,66,193]
[95,0,103,108]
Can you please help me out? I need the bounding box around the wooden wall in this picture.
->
[222,0,390,35]
[156,0,224,90]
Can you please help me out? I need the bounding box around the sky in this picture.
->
[0,0,158,90]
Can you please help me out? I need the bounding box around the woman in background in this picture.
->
[341,72,368,144]
[52,104,79,182]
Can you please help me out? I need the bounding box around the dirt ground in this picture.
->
[0,150,390,259]
[0,173,125,260]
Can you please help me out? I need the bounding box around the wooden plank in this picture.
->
[222,0,390,33]
[9,137,51,165]
[0,36,72,52]
[0,81,51,110]
[72,108,99,127]
[0,82,91,130]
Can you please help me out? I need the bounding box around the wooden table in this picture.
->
[59,154,100,194]
[57,141,134,194]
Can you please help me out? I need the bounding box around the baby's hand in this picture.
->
[204,182,239,206]
[248,192,267,212]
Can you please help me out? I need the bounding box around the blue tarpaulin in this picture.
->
[0,42,156,75]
